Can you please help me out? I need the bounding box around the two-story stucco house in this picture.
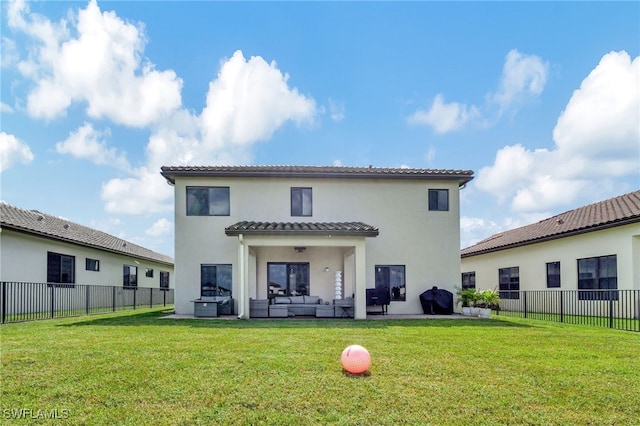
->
[161,165,473,319]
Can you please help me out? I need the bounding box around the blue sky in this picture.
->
[1,0,639,258]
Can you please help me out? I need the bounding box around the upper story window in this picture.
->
[48,252,75,285]
[291,187,312,216]
[428,189,449,211]
[186,187,230,216]
[86,258,100,272]
[546,261,561,288]
[145,268,154,278]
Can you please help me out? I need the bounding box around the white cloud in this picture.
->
[408,94,479,134]
[328,99,345,122]
[0,132,34,172]
[553,51,640,177]
[460,216,501,248]
[476,50,639,214]
[56,123,130,170]
[1,102,14,113]
[424,144,436,165]
[145,218,173,237]
[200,50,315,148]
[7,2,317,215]
[492,49,548,114]
[102,50,316,214]
[409,49,547,134]
[9,0,182,126]
[1,36,19,68]
[101,167,173,215]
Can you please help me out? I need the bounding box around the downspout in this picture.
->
[238,234,246,319]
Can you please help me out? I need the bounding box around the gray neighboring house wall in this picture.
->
[0,203,174,288]
[161,165,474,319]
[461,190,640,298]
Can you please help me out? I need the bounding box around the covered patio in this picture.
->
[225,221,379,319]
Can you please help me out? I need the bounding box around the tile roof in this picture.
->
[461,190,640,257]
[161,165,474,186]
[225,221,379,237]
[0,203,174,265]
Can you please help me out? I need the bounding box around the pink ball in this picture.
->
[341,344,371,374]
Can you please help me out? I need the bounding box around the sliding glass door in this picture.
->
[268,263,310,297]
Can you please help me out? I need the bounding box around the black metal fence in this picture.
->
[495,289,640,332]
[1,282,174,324]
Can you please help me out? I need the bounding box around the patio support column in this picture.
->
[354,239,367,319]
[237,234,249,319]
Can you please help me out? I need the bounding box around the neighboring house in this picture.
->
[461,190,640,302]
[0,203,174,289]
[160,165,474,319]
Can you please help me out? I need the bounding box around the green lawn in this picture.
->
[1,309,639,425]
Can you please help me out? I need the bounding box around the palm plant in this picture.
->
[456,288,478,308]
[478,289,500,310]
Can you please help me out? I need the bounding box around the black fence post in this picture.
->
[163,289,167,307]
[150,288,153,308]
[560,291,564,323]
[133,287,137,310]
[609,291,614,329]
[523,291,528,319]
[50,284,55,319]
[1,282,6,324]
[86,286,90,315]
[112,286,116,312]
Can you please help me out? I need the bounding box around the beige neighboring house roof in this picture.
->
[225,221,379,237]
[160,165,474,186]
[0,203,174,266]
[461,190,640,258]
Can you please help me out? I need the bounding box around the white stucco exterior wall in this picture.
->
[0,229,174,288]
[461,223,640,292]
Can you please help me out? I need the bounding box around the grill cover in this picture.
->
[419,286,454,315]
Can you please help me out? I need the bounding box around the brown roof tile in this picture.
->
[161,165,473,185]
[225,221,379,237]
[0,203,174,265]
[461,190,640,257]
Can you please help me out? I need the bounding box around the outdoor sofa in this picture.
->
[271,295,323,316]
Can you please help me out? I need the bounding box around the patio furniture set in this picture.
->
[249,296,354,318]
